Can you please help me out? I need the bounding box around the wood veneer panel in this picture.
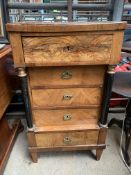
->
[31,87,102,108]
[110,31,125,64]
[33,108,100,128]
[28,66,106,88]
[35,130,99,147]
[23,35,112,65]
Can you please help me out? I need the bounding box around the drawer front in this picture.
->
[35,130,99,147]
[33,108,100,127]
[31,88,102,108]
[22,35,112,65]
[29,66,105,88]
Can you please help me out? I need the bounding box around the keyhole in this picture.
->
[67,46,70,51]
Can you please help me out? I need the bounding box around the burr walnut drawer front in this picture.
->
[33,108,100,128]
[31,88,102,108]
[35,130,99,147]
[22,34,112,65]
[28,66,106,88]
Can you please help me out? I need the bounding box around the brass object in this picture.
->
[17,67,27,77]
[107,65,115,74]
[61,70,72,79]
[27,126,35,132]
[63,114,72,121]
[98,122,108,128]
[63,94,73,100]
[64,137,71,144]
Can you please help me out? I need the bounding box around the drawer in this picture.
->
[35,130,99,147]
[33,109,100,128]
[22,34,112,66]
[31,88,102,108]
[28,66,106,88]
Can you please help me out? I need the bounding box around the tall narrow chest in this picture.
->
[7,22,126,162]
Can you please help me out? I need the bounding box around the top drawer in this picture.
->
[22,34,112,66]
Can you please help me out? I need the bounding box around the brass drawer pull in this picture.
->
[63,114,72,121]
[64,137,71,144]
[63,94,73,100]
[61,70,72,79]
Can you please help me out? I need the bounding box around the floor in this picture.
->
[4,114,131,175]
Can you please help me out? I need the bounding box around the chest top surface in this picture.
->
[6,22,126,67]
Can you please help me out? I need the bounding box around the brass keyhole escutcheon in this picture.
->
[63,114,72,121]
[63,94,73,100]
[61,70,72,79]
[64,137,71,144]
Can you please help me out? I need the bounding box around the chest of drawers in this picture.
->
[7,22,126,162]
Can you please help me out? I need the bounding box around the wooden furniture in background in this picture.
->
[0,45,21,175]
[7,22,126,162]
[0,17,2,36]
[0,46,11,119]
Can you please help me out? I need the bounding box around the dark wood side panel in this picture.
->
[0,118,22,174]
[0,50,12,120]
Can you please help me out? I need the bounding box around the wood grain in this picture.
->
[34,119,99,133]
[28,66,106,88]
[27,131,37,147]
[110,31,124,65]
[9,33,25,67]
[97,127,107,145]
[0,73,10,98]
[35,130,99,147]
[0,117,11,162]
[21,31,114,37]
[0,45,11,59]
[0,58,10,96]
[33,108,100,130]
[0,118,21,174]
[23,35,112,65]
[0,50,12,120]
[27,131,38,162]
[0,91,11,120]
[31,87,102,108]
[29,144,106,153]
[6,22,126,33]
[34,124,99,133]
[96,127,107,160]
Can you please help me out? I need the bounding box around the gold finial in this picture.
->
[107,65,115,74]
[17,67,27,77]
